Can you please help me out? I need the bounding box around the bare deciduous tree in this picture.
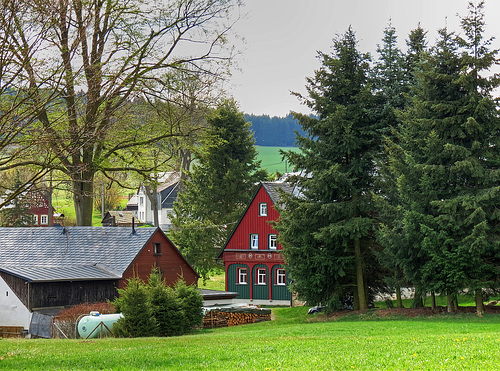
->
[0,0,239,224]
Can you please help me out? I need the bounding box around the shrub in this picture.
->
[112,276,156,337]
[113,271,204,338]
[175,280,204,332]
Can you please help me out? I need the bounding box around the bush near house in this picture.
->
[113,270,203,338]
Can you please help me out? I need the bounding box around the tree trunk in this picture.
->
[72,175,94,226]
[447,292,455,313]
[475,290,484,317]
[411,287,423,308]
[144,184,159,228]
[354,239,368,311]
[353,286,360,311]
[431,292,436,310]
[395,283,403,308]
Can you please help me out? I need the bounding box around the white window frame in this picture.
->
[40,215,48,225]
[33,215,39,225]
[257,268,266,285]
[238,268,247,284]
[268,234,278,250]
[276,268,286,286]
[259,203,268,216]
[250,234,259,249]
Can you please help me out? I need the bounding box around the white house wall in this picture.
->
[0,276,32,329]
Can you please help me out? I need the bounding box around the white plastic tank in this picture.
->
[77,312,123,339]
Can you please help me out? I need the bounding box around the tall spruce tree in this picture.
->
[278,28,385,311]
[404,24,428,87]
[171,100,267,279]
[381,1,500,315]
[373,23,408,122]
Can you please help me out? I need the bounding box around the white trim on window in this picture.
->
[259,203,268,216]
[33,214,38,225]
[40,215,48,225]
[268,234,278,250]
[238,268,248,284]
[257,268,266,285]
[276,268,286,286]
[250,234,259,249]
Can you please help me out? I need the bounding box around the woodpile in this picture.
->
[203,307,271,328]
[0,326,24,338]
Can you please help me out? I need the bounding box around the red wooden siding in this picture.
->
[120,231,198,289]
[226,186,283,251]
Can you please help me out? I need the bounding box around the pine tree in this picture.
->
[278,28,385,311]
[171,100,267,279]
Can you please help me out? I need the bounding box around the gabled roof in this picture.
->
[157,171,181,193]
[0,226,160,282]
[261,181,293,208]
[215,181,293,259]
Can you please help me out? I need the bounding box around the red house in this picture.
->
[216,181,293,305]
[26,189,55,227]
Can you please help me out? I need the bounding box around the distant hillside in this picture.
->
[244,114,305,147]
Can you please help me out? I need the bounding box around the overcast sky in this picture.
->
[228,0,500,117]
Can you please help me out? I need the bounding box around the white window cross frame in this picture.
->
[250,234,259,249]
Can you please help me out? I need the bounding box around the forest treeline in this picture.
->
[244,114,305,147]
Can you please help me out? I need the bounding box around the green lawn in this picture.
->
[2,308,500,370]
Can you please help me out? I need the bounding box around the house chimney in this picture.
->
[132,217,136,235]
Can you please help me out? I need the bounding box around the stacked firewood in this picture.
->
[203,307,271,328]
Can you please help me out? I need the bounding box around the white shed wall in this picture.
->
[0,276,32,329]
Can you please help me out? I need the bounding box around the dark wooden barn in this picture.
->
[0,226,198,337]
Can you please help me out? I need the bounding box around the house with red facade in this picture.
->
[26,188,55,227]
[216,181,293,306]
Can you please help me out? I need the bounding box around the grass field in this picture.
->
[256,146,300,175]
[1,308,500,370]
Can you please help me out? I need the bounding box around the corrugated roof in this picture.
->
[0,226,157,282]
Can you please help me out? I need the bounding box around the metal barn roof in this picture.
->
[0,226,157,282]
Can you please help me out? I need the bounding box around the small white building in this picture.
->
[137,172,181,231]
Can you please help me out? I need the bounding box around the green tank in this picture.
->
[77,312,123,339]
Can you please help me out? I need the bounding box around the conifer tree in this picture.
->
[171,100,267,279]
[381,1,500,315]
[113,276,156,337]
[278,28,385,311]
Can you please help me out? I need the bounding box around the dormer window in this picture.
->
[154,243,162,256]
[259,203,268,216]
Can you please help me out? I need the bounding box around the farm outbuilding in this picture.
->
[0,226,198,337]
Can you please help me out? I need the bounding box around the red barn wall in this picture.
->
[120,231,198,289]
